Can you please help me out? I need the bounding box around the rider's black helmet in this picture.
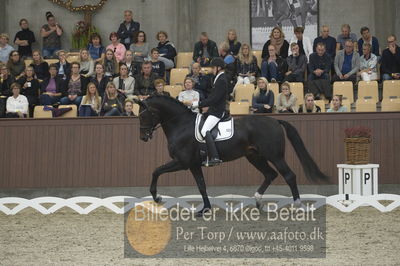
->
[210,57,225,69]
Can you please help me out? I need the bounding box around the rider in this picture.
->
[192,57,228,167]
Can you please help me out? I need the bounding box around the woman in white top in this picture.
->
[358,43,378,81]
[276,82,298,113]
[113,63,135,100]
[179,77,200,113]
[6,82,29,118]
[79,82,102,116]
[288,27,313,61]
[79,48,94,77]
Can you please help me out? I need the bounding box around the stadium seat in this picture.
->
[333,81,354,103]
[267,82,279,106]
[252,50,262,69]
[170,68,189,85]
[24,59,33,67]
[355,99,376,112]
[67,56,79,63]
[234,84,255,103]
[176,52,193,68]
[381,98,400,112]
[289,82,304,105]
[357,80,378,103]
[164,85,183,99]
[132,103,140,116]
[58,105,78,117]
[230,101,250,115]
[314,100,326,112]
[383,80,400,100]
[44,59,59,65]
[33,106,53,118]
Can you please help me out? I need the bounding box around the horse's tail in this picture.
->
[278,120,329,182]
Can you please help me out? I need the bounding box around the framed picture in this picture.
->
[250,0,319,50]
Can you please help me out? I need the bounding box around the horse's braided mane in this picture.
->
[146,94,194,114]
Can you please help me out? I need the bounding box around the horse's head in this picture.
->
[135,99,160,142]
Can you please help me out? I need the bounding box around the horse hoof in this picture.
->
[196,207,211,217]
[256,200,264,211]
[154,195,163,203]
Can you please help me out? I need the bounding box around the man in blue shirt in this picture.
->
[334,40,360,83]
[313,25,336,60]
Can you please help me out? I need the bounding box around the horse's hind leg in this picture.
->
[271,159,301,204]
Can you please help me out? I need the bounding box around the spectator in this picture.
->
[219,42,236,92]
[193,32,219,67]
[90,62,109,97]
[130,31,149,72]
[336,24,357,51]
[288,27,313,60]
[150,48,165,79]
[17,66,39,116]
[358,43,378,81]
[252,77,274,114]
[124,50,136,76]
[380,35,400,80]
[219,42,235,65]
[134,61,158,99]
[55,50,70,79]
[179,77,200,112]
[262,27,289,59]
[122,98,136,116]
[40,12,63,58]
[6,83,28,118]
[154,79,170,96]
[284,43,307,82]
[117,10,140,50]
[313,25,336,60]
[156,31,177,70]
[0,66,15,117]
[334,40,360,83]
[7,51,25,78]
[327,94,347,112]
[261,44,288,82]
[106,32,126,63]
[298,93,321,113]
[100,49,119,78]
[100,82,123,116]
[357,26,380,57]
[14,19,36,58]
[226,29,241,57]
[39,64,64,105]
[276,82,298,113]
[30,50,49,80]
[79,82,101,117]
[0,33,14,63]
[186,62,211,100]
[236,43,257,85]
[79,48,94,77]
[113,63,135,100]
[87,33,105,62]
[60,62,88,106]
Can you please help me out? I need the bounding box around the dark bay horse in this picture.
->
[136,95,328,214]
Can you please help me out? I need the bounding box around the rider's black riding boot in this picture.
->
[204,131,222,167]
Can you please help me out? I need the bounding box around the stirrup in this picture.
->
[202,157,222,167]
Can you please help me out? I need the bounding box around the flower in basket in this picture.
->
[344,126,372,164]
[344,126,372,139]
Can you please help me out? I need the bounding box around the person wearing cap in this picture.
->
[191,57,227,166]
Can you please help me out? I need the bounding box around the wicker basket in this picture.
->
[344,137,371,164]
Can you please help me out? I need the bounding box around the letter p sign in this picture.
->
[364,173,371,185]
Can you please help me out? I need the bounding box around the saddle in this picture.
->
[195,113,234,143]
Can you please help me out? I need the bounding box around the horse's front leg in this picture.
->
[190,166,211,216]
[150,160,184,203]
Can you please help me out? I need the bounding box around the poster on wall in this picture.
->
[250,0,319,50]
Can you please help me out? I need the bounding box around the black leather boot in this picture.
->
[203,131,222,167]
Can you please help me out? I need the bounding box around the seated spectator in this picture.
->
[236,43,257,85]
[7,51,25,78]
[288,27,313,60]
[39,64,64,105]
[284,43,307,82]
[79,82,101,117]
[6,83,28,118]
[336,24,357,51]
[358,43,378,81]
[17,66,39,116]
[226,29,241,57]
[381,35,400,80]
[30,50,49,80]
[327,94,347,112]
[298,93,321,113]
[276,82,298,113]
[79,48,94,77]
[178,77,200,112]
[219,42,236,92]
[134,61,158,100]
[113,63,135,100]
[60,62,88,106]
[100,49,119,79]
[313,25,336,61]
[308,43,331,81]
[358,26,380,57]
[87,33,105,62]
[0,65,15,97]
[14,19,36,58]
[130,31,149,72]
[122,98,136,116]
[55,50,71,79]
[40,12,63,58]
[0,33,15,63]
[156,31,177,70]
[90,62,109,97]
[193,32,219,67]
[334,40,360,83]
[262,27,289,60]
[219,42,235,65]
[252,77,274,113]
[124,50,136,76]
[154,79,170,97]
[106,32,126,63]
[100,82,123,116]
[117,10,140,50]
[186,62,211,100]
[150,48,165,79]
[261,44,288,82]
